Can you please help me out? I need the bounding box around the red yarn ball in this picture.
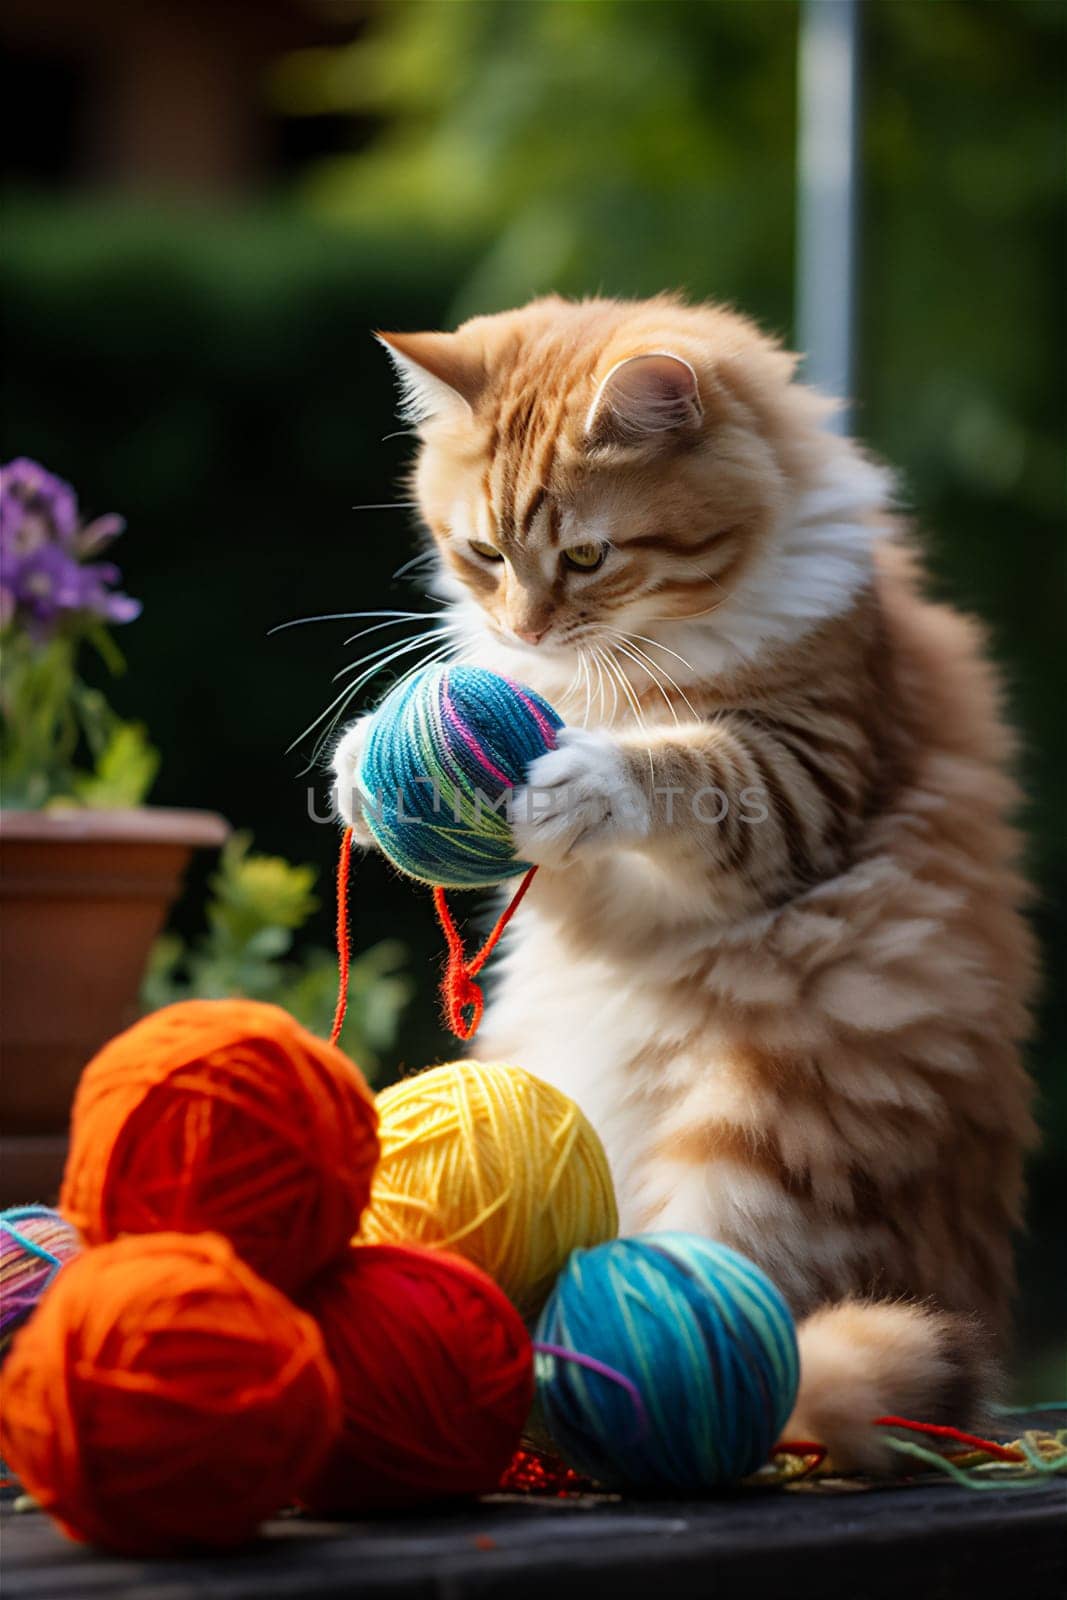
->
[301,1243,534,1511]
[60,999,378,1295]
[0,1232,340,1554]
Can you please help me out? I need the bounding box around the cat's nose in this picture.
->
[515,626,548,646]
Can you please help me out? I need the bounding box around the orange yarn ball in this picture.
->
[60,999,378,1295]
[0,1232,340,1554]
[301,1243,534,1511]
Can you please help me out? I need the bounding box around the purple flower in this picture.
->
[1,458,79,549]
[76,514,126,557]
[81,560,142,624]
[0,458,139,638]
[11,545,90,626]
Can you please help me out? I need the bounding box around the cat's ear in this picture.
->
[376,330,485,424]
[584,352,703,446]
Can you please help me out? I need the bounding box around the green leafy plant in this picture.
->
[142,833,411,1078]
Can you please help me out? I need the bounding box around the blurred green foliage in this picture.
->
[68,720,159,809]
[1,629,159,811]
[142,834,412,1078]
[1,0,1062,1385]
[275,0,797,324]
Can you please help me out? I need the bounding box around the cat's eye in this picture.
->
[563,544,607,572]
[469,540,505,563]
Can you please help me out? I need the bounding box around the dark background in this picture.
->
[2,0,1063,1397]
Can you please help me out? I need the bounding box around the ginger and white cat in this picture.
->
[333,295,1036,1469]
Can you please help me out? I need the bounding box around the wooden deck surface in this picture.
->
[4,1411,1064,1600]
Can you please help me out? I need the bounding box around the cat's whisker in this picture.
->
[676,556,727,594]
[391,550,440,582]
[339,612,451,651]
[646,596,727,625]
[608,631,700,722]
[303,634,463,772]
[339,616,461,661]
[641,565,729,628]
[576,648,594,728]
[333,629,444,683]
[334,627,462,688]
[621,631,697,677]
[289,627,459,759]
[569,649,586,726]
[619,644,698,717]
[582,645,598,721]
[609,638,681,728]
[350,501,419,511]
[599,645,655,784]
[269,608,430,635]
[600,645,639,727]
[589,645,609,724]
[557,650,588,716]
[288,676,366,758]
[592,644,620,724]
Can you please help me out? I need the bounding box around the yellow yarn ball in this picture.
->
[359,1061,618,1319]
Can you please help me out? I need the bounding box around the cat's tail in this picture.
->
[784,1299,998,1473]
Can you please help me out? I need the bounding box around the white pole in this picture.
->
[796,0,861,430]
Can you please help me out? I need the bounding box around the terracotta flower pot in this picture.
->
[0,807,229,1206]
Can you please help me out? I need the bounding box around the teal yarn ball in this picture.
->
[357,664,563,888]
[534,1234,799,1492]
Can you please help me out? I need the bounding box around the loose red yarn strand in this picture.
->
[434,867,538,1041]
[873,1415,1024,1462]
[333,835,535,1046]
[770,1417,1025,1475]
[330,827,354,1047]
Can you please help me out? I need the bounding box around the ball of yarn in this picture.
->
[358,663,562,887]
[301,1243,532,1511]
[59,999,378,1296]
[535,1233,799,1491]
[0,1231,340,1554]
[0,1206,81,1360]
[359,1061,618,1319]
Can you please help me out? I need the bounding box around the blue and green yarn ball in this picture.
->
[534,1234,799,1492]
[358,664,563,888]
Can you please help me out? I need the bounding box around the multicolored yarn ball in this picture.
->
[0,1206,81,1360]
[301,1242,533,1511]
[357,663,562,887]
[59,999,378,1296]
[358,1060,618,1320]
[534,1234,799,1491]
[0,1231,340,1554]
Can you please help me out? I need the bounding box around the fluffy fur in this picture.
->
[333,295,1037,1470]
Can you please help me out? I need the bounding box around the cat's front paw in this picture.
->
[331,717,377,846]
[509,727,650,867]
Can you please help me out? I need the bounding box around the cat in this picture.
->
[332,294,1037,1470]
